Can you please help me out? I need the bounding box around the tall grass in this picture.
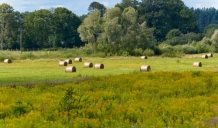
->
[0,48,106,61]
[1,50,218,127]
[1,71,218,127]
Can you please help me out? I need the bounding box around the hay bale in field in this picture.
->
[59,61,67,66]
[4,59,12,63]
[74,57,82,62]
[207,53,213,57]
[84,62,93,68]
[65,66,76,72]
[202,55,208,59]
[140,65,151,72]
[193,62,202,67]
[140,56,148,59]
[94,63,104,69]
[65,59,72,64]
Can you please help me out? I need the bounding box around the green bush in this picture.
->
[131,48,143,56]
[195,42,210,53]
[182,45,197,54]
[160,45,184,57]
[82,43,93,55]
[143,49,155,56]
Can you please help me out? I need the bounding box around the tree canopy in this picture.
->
[0,1,218,56]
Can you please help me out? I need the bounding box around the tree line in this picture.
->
[0,0,218,56]
[0,3,83,50]
[193,7,218,32]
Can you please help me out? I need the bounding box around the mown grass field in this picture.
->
[0,51,217,86]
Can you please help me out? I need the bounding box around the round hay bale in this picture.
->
[140,56,148,59]
[65,66,76,72]
[140,65,151,72]
[4,59,12,63]
[74,57,82,62]
[207,53,213,57]
[94,63,104,69]
[202,55,208,59]
[65,59,72,64]
[84,62,93,68]
[193,62,202,67]
[59,61,67,66]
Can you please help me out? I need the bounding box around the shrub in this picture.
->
[81,43,93,55]
[158,44,184,57]
[131,48,143,56]
[195,42,210,53]
[182,45,197,54]
[143,49,155,56]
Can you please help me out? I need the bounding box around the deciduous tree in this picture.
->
[78,9,101,53]
[88,1,106,17]
[0,3,14,49]
[53,7,82,48]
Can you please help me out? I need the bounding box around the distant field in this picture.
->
[0,52,217,86]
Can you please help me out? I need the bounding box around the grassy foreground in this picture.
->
[1,71,218,127]
[1,51,218,127]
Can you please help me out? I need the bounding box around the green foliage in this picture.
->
[53,7,82,48]
[60,87,77,111]
[23,9,53,48]
[2,71,218,127]
[158,43,184,57]
[164,30,203,46]
[203,24,218,38]
[115,0,139,10]
[0,3,17,50]
[143,48,154,56]
[210,29,218,52]
[140,0,198,41]
[184,32,203,42]
[195,39,211,53]
[88,1,106,17]
[102,6,153,55]
[166,29,182,40]
[194,8,218,32]
[181,44,197,54]
[164,36,187,46]
[11,98,32,117]
[0,2,213,56]
[82,43,94,55]
[131,48,143,56]
[77,9,101,53]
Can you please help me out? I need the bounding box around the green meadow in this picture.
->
[0,51,217,86]
[1,51,218,127]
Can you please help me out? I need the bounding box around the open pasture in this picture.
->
[0,53,218,86]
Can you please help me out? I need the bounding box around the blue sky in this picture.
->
[1,0,218,16]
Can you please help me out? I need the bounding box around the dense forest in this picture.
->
[0,0,218,56]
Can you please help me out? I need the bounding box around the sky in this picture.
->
[0,0,218,16]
